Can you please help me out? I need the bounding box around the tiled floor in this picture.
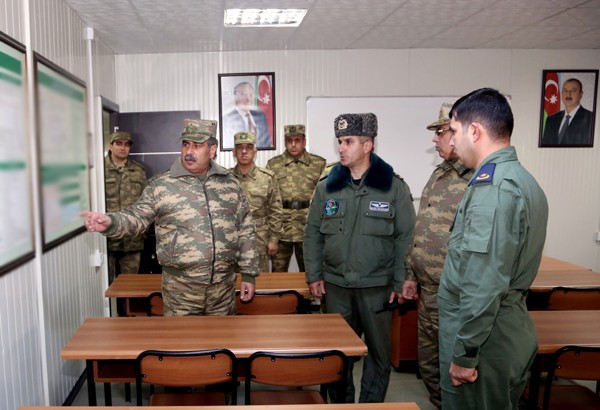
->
[71,358,437,408]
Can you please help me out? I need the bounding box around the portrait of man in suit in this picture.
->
[221,81,273,149]
[541,77,595,147]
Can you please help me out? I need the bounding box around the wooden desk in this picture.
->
[527,269,600,309]
[106,272,310,298]
[106,272,310,316]
[538,256,590,272]
[527,310,600,409]
[62,314,367,406]
[20,403,421,409]
[530,269,600,292]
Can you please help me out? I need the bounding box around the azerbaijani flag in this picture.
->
[256,75,274,146]
[543,72,560,133]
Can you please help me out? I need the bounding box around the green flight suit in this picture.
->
[438,147,548,410]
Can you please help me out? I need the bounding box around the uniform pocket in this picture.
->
[464,206,495,253]
[362,204,395,236]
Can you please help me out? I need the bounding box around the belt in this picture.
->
[282,199,310,209]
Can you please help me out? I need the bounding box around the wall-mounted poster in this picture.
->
[0,33,34,274]
[35,54,89,250]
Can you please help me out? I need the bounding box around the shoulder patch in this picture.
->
[470,163,496,186]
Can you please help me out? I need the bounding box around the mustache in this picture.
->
[184,154,196,162]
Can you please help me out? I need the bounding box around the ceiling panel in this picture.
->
[63,0,600,54]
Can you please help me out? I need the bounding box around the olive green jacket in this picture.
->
[304,154,416,291]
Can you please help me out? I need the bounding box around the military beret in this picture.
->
[234,131,257,145]
[284,124,306,138]
[109,131,132,144]
[426,100,456,131]
[180,119,218,143]
[334,113,378,138]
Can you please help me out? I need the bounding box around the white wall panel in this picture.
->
[0,0,24,41]
[0,262,44,409]
[116,48,600,270]
[0,0,117,407]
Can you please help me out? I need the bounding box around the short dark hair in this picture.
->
[207,137,218,148]
[563,78,583,92]
[449,88,513,141]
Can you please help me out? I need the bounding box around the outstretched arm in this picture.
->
[80,211,112,233]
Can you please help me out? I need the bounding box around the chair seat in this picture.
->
[526,384,600,410]
[250,389,326,405]
[150,391,228,406]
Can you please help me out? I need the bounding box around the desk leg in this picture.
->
[86,359,97,406]
[527,355,542,410]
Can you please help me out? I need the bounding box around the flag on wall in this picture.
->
[256,75,274,145]
[543,72,561,131]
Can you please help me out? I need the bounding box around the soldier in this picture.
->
[82,119,259,316]
[230,131,283,272]
[104,130,147,283]
[402,101,473,409]
[208,136,219,160]
[266,124,326,272]
[438,89,548,409]
[304,113,416,403]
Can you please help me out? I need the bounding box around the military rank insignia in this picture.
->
[369,201,390,212]
[470,163,496,185]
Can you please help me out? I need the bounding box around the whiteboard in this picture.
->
[307,96,457,198]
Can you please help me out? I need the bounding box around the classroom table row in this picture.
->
[20,404,421,410]
[62,313,367,406]
[60,310,600,408]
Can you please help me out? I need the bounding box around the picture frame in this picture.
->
[539,69,598,148]
[0,32,35,275]
[35,53,90,250]
[218,72,276,151]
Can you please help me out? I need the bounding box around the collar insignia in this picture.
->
[470,163,496,186]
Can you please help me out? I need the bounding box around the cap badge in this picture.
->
[337,119,348,130]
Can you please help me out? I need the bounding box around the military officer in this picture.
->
[104,130,147,283]
[231,131,283,272]
[82,119,259,316]
[402,101,473,409]
[304,113,416,403]
[438,88,548,409]
[266,124,326,272]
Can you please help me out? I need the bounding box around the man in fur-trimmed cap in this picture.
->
[304,112,416,403]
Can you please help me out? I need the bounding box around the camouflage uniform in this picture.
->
[231,163,283,272]
[266,131,326,272]
[104,134,147,282]
[103,120,259,316]
[405,160,472,408]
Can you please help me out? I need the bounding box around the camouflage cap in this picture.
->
[284,124,306,138]
[334,113,378,138]
[109,131,132,144]
[426,100,456,131]
[180,119,218,143]
[234,131,257,145]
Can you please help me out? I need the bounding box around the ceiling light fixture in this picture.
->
[224,8,307,27]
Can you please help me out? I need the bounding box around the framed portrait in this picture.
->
[218,72,276,151]
[539,69,598,148]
